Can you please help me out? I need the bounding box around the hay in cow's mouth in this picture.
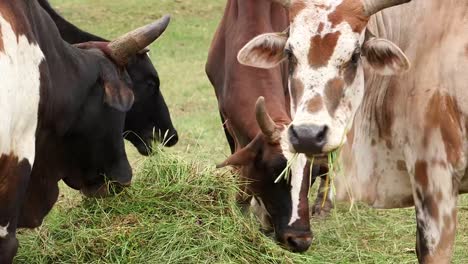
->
[273,148,341,212]
[274,153,299,184]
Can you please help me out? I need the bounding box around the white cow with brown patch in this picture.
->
[238,0,467,263]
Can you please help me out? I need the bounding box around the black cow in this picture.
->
[0,1,168,262]
[38,0,179,155]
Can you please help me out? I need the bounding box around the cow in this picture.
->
[37,0,179,155]
[206,0,324,253]
[0,1,167,262]
[238,0,467,263]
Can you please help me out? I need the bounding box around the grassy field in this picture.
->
[15,0,468,263]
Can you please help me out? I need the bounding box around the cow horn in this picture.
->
[362,0,411,16]
[270,0,291,8]
[108,15,171,65]
[255,97,281,143]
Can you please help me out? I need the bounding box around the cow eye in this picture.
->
[285,48,297,75]
[285,48,293,60]
[351,52,360,65]
[147,79,156,88]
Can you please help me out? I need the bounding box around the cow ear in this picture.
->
[362,38,410,76]
[101,67,135,112]
[216,136,262,168]
[237,33,288,69]
[103,80,135,112]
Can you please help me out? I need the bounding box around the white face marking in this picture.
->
[287,154,307,226]
[0,14,44,163]
[0,223,9,238]
[287,1,366,152]
[279,129,308,226]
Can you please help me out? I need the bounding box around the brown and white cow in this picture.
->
[206,0,317,252]
[0,1,167,262]
[238,0,467,263]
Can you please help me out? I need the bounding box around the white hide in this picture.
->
[0,14,44,164]
[0,223,9,238]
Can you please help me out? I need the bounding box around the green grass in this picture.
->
[16,151,304,264]
[15,0,468,263]
[15,150,468,264]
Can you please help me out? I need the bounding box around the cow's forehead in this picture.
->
[289,0,367,36]
[287,0,367,71]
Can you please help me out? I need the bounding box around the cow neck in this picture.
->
[225,0,290,142]
[26,1,104,130]
[38,0,107,44]
[229,0,288,40]
[359,0,466,145]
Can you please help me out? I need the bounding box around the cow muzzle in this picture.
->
[81,158,132,198]
[278,230,313,253]
[81,180,131,198]
[288,124,328,156]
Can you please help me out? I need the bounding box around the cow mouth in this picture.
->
[80,160,133,198]
[256,209,312,253]
[305,153,328,161]
[153,128,179,147]
[133,138,154,156]
[275,229,313,253]
[124,130,154,155]
[81,180,131,198]
[126,128,179,156]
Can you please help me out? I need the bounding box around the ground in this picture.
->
[14,0,468,263]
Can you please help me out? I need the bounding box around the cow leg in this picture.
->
[0,155,32,263]
[311,164,333,218]
[411,160,459,264]
[18,176,59,228]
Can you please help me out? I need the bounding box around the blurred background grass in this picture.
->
[14,0,468,263]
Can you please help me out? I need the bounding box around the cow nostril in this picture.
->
[287,237,299,249]
[288,124,327,155]
[288,125,300,144]
[290,125,298,138]
[284,234,313,253]
[316,125,328,142]
[166,131,179,147]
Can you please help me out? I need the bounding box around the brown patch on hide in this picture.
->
[324,77,344,115]
[308,32,341,68]
[307,95,323,113]
[327,0,368,33]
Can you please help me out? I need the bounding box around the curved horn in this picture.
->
[255,97,281,143]
[108,15,171,65]
[362,0,411,16]
[270,0,291,8]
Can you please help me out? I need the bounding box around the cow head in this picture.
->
[18,16,173,228]
[36,0,178,155]
[122,17,178,155]
[218,97,312,252]
[64,16,172,197]
[124,53,179,155]
[106,15,177,155]
[238,0,410,156]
